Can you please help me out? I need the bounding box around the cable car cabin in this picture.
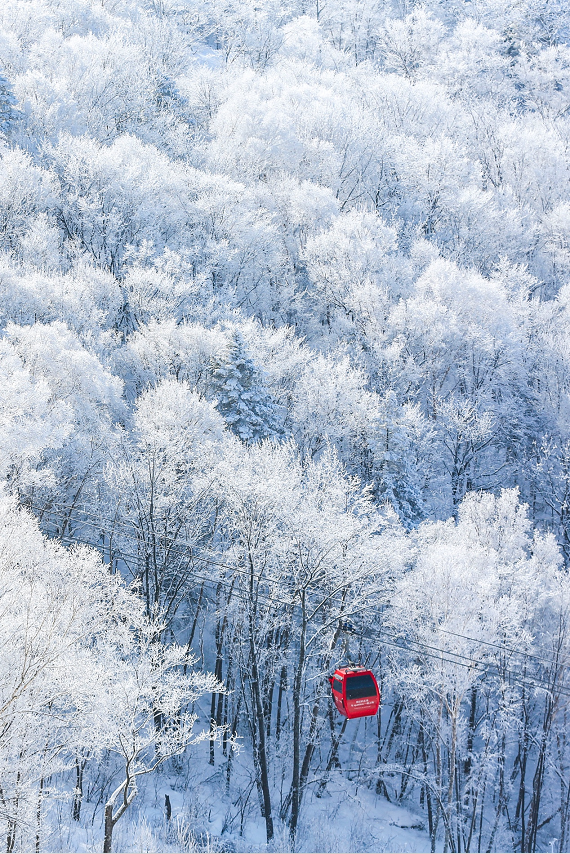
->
[328,666,380,719]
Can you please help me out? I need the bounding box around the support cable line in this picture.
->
[31,501,570,698]
[28,501,292,587]
[363,628,570,701]
[29,500,569,668]
[54,532,296,611]
[435,625,558,669]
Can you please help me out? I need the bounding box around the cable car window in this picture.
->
[332,679,343,693]
[345,674,377,700]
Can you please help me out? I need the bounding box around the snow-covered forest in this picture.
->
[1,0,570,850]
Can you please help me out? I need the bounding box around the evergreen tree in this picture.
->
[371,391,428,528]
[209,331,281,443]
[0,70,21,141]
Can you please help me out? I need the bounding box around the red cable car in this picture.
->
[328,666,380,719]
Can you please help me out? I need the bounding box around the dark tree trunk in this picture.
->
[247,554,273,842]
[276,662,288,744]
[103,803,114,854]
[72,756,86,821]
[289,590,306,845]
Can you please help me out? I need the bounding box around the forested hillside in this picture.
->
[1,0,570,851]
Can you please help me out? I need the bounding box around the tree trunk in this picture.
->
[419,722,435,852]
[35,776,45,854]
[526,680,557,853]
[73,756,86,821]
[6,766,21,854]
[226,693,242,793]
[276,662,287,744]
[247,554,273,842]
[298,697,323,809]
[103,803,114,854]
[317,716,348,797]
[515,685,530,854]
[290,589,306,845]
[210,584,230,765]
[102,778,137,854]
[183,582,204,675]
[444,698,459,853]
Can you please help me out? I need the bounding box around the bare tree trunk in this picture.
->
[6,766,21,854]
[222,645,234,757]
[103,803,114,854]
[247,553,273,843]
[276,662,287,744]
[103,777,137,854]
[226,693,242,793]
[419,722,435,851]
[444,698,459,853]
[210,587,224,766]
[289,589,306,846]
[35,776,45,854]
[526,699,552,854]
[298,697,323,810]
[515,684,530,854]
[557,714,570,854]
[73,755,87,821]
[183,582,204,674]
[433,693,444,849]
[377,699,404,794]
[317,716,348,797]
[464,687,477,788]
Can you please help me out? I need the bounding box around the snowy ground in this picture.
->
[49,733,433,854]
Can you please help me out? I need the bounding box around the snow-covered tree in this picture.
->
[0,496,222,853]
[209,330,281,442]
[0,69,21,141]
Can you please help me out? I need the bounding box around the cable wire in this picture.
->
[32,500,570,698]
